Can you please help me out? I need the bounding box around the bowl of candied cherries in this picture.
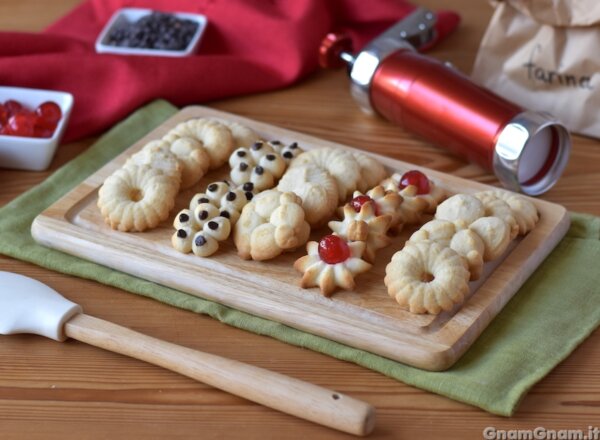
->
[0,86,73,171]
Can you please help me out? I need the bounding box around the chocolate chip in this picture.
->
[283,151,293,159]
[207,183,218,192]
[242,182,254,191]
[199,197,209,204]
[199,210,209,220]
[245,191,254,201]
[195,235,207,246]
[270,140,281,145]
[177,229,187,239]
[208,221,218,230]
[239,162,248,171]
[179,213,189,222]
[226,192,237,201]
[236,150,246,157]
[251,141,263,150]
[220,210,230,219]
[255,166,264,175]
[223,180,230,185]
[266,154,276,161]
[289,142,298,149]
[105,12,199,51]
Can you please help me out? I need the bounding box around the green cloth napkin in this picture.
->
[1,100,599,417]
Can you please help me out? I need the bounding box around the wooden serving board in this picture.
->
[31,106,570,371]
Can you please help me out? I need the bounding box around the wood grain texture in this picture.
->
[32,105,569,371]
[1,1,599,439]
[63,314,375,436]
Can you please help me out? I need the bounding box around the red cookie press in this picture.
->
[319,8,571,195]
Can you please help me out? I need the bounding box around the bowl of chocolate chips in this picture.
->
[95,8,207,57]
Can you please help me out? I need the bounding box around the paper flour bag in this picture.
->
[472,0,600,138]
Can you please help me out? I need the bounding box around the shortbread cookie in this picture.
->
[234,190,310,260]
[248,141,275,163]
[277,165,339,227]
[353,186,404,228]
[329,203,392,263]
[163,118,234,169]
[476,190,539,235]
[230,163,274,191]
[229,147,252,169]
[172,227,195,254]
[473,192,519,239]
[230,162,252,186]
[258,153,286,179]
[169,137,211,188]
[205,181,232,204]
[434,194,511,262]
[290,148,361,203]
[435,194,485,228]
[217,188,247,224]
[98,164,179,232]
[203,216,232,242]
[127,143,182,180]
[208,118,260,148]
[352,152,388,193]
[468,216,511,261]
[385,241,470,314]
[229,142,296,191]
[173,209,198,230]
[294,235,372,296]
[192,232,220,257]
[382,171,447,221]
[276,141,303,163]
[409,219,485,280]
[249,166,276,191]
[193,203,221,228]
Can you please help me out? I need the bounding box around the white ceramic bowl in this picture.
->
[0,87,74,171]
[95,8,208,57]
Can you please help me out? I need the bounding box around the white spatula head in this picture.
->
[0,271,82,341]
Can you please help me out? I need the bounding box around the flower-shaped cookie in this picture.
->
[234,190,310,260]
[294,235,372,297]
[329,201,392,263]
[354,185,404,228]
[381,170,447,224]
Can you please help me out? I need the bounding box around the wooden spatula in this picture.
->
[0,271,375,436]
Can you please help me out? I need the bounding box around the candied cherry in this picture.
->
[350,195,380,215]
[398,170,430,195]
[34,125,54,138]
[0,104,8,126]
[8,113,36,137]
[4,100,23,116]
[318,235,351,264]
[35,101,62,129]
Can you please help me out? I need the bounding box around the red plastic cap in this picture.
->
[318,33,353,69]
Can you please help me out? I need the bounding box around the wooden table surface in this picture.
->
[1,1,599,439]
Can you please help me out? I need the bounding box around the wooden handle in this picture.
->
[64,314,375,436]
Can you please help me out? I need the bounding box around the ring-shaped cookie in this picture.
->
[384,241,470,314]
[98,164,178,232]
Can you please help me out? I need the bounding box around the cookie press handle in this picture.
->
[64,314,376,436]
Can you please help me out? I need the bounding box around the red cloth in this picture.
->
[0,1,459,142]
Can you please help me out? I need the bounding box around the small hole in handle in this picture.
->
[332,394,340,400]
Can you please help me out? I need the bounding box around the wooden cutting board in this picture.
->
[31,106,570,371]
